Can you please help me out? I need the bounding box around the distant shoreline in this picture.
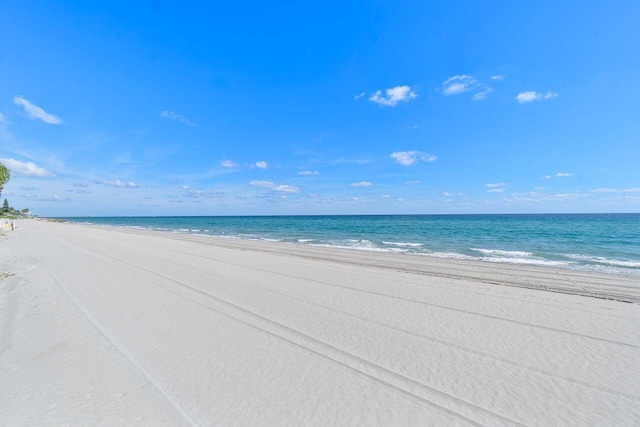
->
[52,214,640,278]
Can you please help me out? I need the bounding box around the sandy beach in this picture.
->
[1,220,639,426]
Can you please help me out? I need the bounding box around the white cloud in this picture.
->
[249,180,299,193]
[354,92,366,100]
[253,161,268,169]
[160,110,196,126]
[272,185,300,193]
[516,91,558,103]
[490,75,505,80]
[221,159,239,168]
[22,194,70,202]
[0,112,5,124]
[369,85,417,107]
[443,78,472,95]
[249,180,275,188]
[94,179,138,188]
[591,187,640,193]
[350,181,372,187]
[485,182,507,187]
[405,180,422,184]
[13,96,62,124]
[0,158,53,177]
[181,186,223,198]
[541,175,552,179]
[487,189,504,193]
[441,75,493,101]
[441,75,478,95]
[299,170,319,176]
[471,88,493,101]
[556,172,573,177]
[390,151,437,166]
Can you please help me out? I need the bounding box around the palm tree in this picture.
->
[0,161,10,200]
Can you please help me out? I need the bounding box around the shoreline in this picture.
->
[2,220,639,425]
[59,220,640,303]
[52,214,640,279]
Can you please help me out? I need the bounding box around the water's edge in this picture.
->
[55,214,640,277]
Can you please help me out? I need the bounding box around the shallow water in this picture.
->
[60,214,640,276]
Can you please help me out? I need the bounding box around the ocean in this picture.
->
[59,214,640,277]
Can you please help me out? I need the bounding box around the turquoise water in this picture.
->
[60,214,640,277]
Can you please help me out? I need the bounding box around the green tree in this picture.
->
[0,161,9,200]
[2,198,8,212]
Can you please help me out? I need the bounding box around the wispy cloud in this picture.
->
[350,181,372,187]
[160,110,197,126]
[0,158,54,177]
[249,180,300,193]
[556,172,573,177]
[487,188,504,193]
[516,91,558,103]
[181,186,223,198]
[405,180,422,184]
[272,185,300,193]
[22,194,70,202]
[299,170,319,176]
[490,75,505,80]
[485,182,507,187]
[591,187,640,193]
[220,159,239,168]
[13,96,62,124]
[441,75,492,101]
[249,180,275,188]
[369,85,417,107]
[354,92,366,100]
[93,179,139,188]
[442,75,477,95]
[471,87,493,101]
[252,161,268,169]
[390,151,437,166]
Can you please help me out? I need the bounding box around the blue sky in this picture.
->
[1,1,638,216]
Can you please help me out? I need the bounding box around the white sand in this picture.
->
[1,220,639,426]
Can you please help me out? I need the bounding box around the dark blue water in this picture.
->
[60,214,640,276]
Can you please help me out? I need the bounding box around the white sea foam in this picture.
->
[471,248,534,257]
[480,257,571,267]
[418,252,476,261]
[382,241,424,247]
[420,251,571,267]
[298,239,316,243]
[564,254,640,268]
[311,240,408,253]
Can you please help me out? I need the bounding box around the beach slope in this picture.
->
[1,220,639,426]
